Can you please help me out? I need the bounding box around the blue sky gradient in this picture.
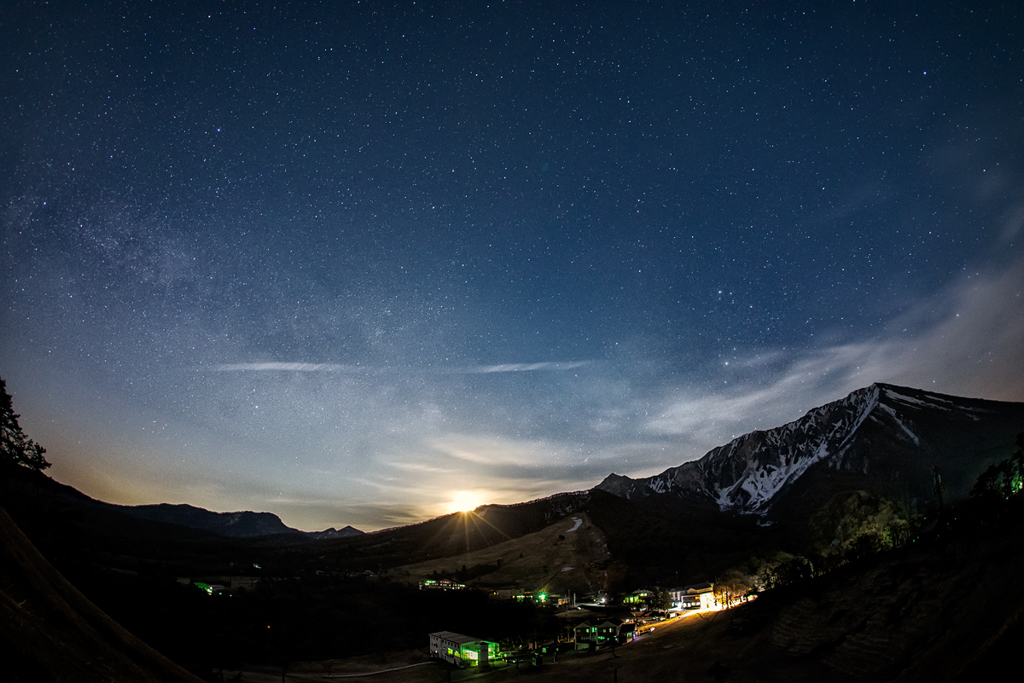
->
[2,1,1022,529]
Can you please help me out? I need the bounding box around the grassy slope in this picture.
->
[394,511,612,594]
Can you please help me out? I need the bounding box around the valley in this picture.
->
[2,383,1023,681]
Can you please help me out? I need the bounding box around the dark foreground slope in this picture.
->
[714,503,1024,682]
[0,507,204,683]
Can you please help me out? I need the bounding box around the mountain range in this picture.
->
[114,382,1024,542]
[2,382,1021,589]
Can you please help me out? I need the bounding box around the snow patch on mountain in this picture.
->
[700,385,881,512]
[877,402,920,444]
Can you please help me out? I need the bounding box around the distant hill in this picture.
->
[0,468,364,541]
[113,501,368,540]
[118,503,304,538]
[306,525,364,540]
[116,503,365,539]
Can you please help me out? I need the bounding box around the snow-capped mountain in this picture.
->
[595,383,1024,516]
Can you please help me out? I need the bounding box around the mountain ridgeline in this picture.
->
[594,383,1024,519]
[116,503,365,540]
[2,383,1021,586]
[55,383,1024,546]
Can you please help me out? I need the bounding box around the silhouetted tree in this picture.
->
[810,490,915,561]
[0,376,50,472]
[971,433,1024,500]
[653,587,672,611]
[759,554,814,590]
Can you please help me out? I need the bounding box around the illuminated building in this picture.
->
[671,582,716,610]
[573,619,635,650]
[428,631,499,667]
[419,578,465,591]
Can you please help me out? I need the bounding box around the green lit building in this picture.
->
[428,631,499,667]
[573,619,635,650]
[623,589,653,606]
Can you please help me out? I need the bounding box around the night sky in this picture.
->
[2,1,1022,531]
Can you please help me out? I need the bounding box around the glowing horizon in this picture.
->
[446,490,486,514]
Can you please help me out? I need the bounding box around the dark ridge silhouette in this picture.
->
[0,506,204,683]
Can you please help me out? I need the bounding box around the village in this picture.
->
[424,579,745,670]
[216,578,754,682]
[197,574,753,682]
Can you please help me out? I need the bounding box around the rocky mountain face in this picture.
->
[595,383,1024,518]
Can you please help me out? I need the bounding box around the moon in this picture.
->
[448,490,484,513]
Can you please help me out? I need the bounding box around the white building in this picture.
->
[428,631,498,667]
[670,582,716,610]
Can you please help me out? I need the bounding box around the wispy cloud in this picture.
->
[464,361,591,373]
[208,360,592,374]
[425,434,568,467]
[211,362,361,372]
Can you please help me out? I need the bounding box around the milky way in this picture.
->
[2,1,1022,530]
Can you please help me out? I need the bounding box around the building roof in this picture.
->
[575,618,624,629]
[681,582,714,593]
[429,631,486,645]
